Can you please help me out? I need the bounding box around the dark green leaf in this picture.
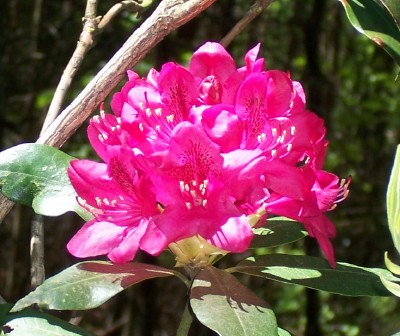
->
[251,218,307,249]
[339,0,400,65]
[387,145,400,255]
[232,254,392,296]
[0,144,90,219]
[2,308,93,336]
[190,266,278,336]
[380,0,400,29]
[12,261,176,311]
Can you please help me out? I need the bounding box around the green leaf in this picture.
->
[385,251,400,275]
[339,0,400,65]
[190,266,278,336]
[380,274,400,297]
[387,145,400,254]
[2,308,93,336]
[231,254,392,296]
[278,328,293,336]
[12,261,176,312]
[380,0,400,29]
[251,218,307,249]
[0,144,90,219]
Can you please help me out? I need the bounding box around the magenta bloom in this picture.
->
[68,42,348,266]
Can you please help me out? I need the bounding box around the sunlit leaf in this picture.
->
[380,275,400,297]
[339,0,400,65]
[385,251,400,275]
[11,261,176,312]
[231,254,392,296]
[2,308,93,336]
[387,145,400,254]
[0,144,90,219]
[190,266,278,336]
[251,218,307,249]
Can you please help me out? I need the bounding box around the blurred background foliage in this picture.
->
[1,0,400,335]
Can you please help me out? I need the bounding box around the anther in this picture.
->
[166,114,175,123]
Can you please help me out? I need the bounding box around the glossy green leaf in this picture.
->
[251,218,307,249]
[339,0,400,65]
[231,254,392,296]
[190,266,278,336]
[380,274,400,297]
[385,251,400,275]
[387,145,400,254]
[12,261,176,312]
[2,308,93,336]
[0,143,90,219]
[380,0,400,29]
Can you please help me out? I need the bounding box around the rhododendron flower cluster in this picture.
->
[67,42,349,267]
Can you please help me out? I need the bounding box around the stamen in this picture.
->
[118,195,125,201]
[185,202,192,210]
[145,108,152,117]
[202,199,208,207]
[154,108,162,116]
[290,126,296,136]
[257,133,266,143]
[166,114,175,123]
[272,128,277,137]
[95,197,102,207]
[139,101,145,110]
[271,149,277,157]
[139,123,144,132]
[287,143,293,152]
[179,181,185,192]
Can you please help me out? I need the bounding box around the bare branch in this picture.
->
[98,0,145,31]
[0,0,218,223]
[37,0,217,148]
[41,0,100,132]
[220,0,274,48]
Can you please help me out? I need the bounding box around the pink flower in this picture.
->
[67,41,348,267]
[67,147,160,263]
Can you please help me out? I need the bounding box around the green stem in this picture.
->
[176,302,193,336]
[170,269,191,288]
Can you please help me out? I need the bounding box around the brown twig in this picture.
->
[41,0,100,132]
[220,0,274,48]
[98,0,145,31]
[0,0,218,222]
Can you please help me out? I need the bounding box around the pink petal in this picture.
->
[158,62,198,122]
[207,215,253,253]
[201,104,242,152]
[68,160,116,206]
[189,42,236,83]
[107,219,150,263]
[67,220,126,258]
